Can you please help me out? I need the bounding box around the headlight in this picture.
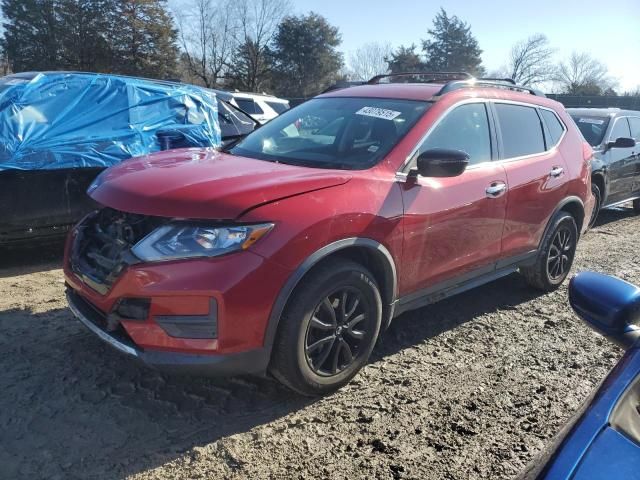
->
[132,223,274,262]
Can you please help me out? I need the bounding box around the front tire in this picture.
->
[520,211,578,292]
[269,259,382,396]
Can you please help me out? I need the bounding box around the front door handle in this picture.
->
[550,166,564,178]
[486,182,507,198]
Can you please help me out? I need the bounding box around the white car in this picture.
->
[228,92,290,124]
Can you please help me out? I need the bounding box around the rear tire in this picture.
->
[588,183,601,228]
[633,198,640,214]
[269,259,382,396]
[520,211,578,292]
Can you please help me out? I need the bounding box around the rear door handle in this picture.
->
[486,182,507,198]
[550,166,564,178]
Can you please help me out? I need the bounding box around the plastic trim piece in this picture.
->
[262,237,398,355]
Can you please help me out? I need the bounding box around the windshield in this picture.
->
[571,115,611,147]
[230,97,430,170]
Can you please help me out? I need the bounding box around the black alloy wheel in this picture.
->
[269,259,382,396]
[546,226,574,281]
[304,287,371,376]
[521,211,578,292]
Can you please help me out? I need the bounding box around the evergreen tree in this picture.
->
[270,12,342,97]
[422,9,484,76]
[57,0,114,71]
[1,0,59,72]
[386,44,424,74]
[111,0,179,78]
[227,39,274,92]
[1,0,179,78]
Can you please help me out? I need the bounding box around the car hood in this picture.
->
[89,148,351,219]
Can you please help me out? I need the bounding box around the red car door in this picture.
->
[494,102,569,258]
[399,101,508,297]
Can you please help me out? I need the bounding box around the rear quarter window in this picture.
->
[266,101,289,114]
[235,98,263,115]
[495,103,545,158]
[609,117,632,141]
[539,109,566,146]
[627,117,640,141]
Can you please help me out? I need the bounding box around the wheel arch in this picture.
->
[540,196,585,247]
[591,171,606,203]
[263,238,398,357]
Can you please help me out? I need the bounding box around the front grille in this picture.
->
[71,208,165,294]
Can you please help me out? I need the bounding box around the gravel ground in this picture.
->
[1,207,639,480]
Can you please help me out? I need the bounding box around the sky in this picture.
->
[291,0,640,91]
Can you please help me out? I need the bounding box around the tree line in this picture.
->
[1,1,636,97]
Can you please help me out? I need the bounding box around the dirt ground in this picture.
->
[1,207,638,480]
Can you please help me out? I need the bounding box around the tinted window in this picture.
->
[231,97,430,170]
[495,103,545,158]
[418,103,491,165]
[610,117,632,141]
[266,101,289,114]
[571,115,610,146]
[218,100,255,136]
[235,98,260,114]
[629,117,640,141]
[540,109,565,146]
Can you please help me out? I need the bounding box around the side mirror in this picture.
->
[606,137,636,150]
[569,272,640,348]
[411,149,469,178]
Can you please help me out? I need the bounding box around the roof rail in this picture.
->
[478,77,516,85]
[367,72,473,84]
[436,79,546,97]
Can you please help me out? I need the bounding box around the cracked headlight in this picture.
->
[132,223,274,262]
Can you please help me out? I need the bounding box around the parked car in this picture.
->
[65,72,594,395]
[568,108,640,226]
[522,271,640,479]
[0,71,257,245]
[228,91,290,124]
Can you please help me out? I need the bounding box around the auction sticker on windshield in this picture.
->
[356,107,402,121]
[578,117,605,125]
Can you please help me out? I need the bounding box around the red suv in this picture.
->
[64,73,594,395]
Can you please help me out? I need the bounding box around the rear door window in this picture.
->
[609,117,632,141]
[539,109,566,146]
[418,102,492,166]
[495,103,545,158]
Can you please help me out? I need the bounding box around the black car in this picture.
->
[568,108,640,225]
[0,72,257,245]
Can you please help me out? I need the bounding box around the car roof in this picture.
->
[319,82,561,109]
[567,108,640,118]
[231,91,288,102]
[3,70,236,102]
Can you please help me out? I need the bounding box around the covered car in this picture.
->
[0,71,256,244]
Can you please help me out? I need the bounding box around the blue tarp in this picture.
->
[0,72,221,171]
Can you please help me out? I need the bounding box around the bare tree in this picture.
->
[556,52,614,94]
[506,34,556,86]
[175,0,237,88]
[347,42,392,81]
[228,0,290,91]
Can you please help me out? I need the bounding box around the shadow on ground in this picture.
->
[0,265,542,479]
[0,237,65,278]
[593,204,637,228]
